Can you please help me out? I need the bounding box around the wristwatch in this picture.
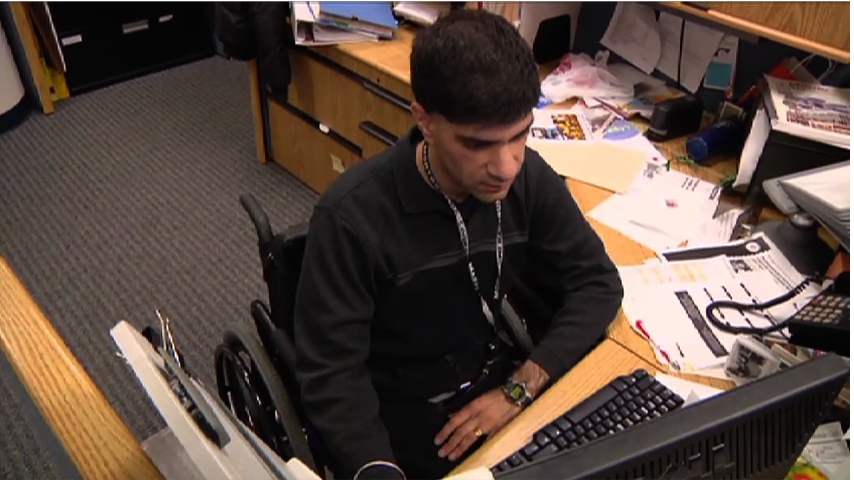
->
[502,378,534,408]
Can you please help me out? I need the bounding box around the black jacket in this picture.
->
[215,2,293,99]
[293,128,624,478]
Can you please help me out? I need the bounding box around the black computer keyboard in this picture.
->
[491,369,685,475]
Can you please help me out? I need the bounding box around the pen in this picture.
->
[635,320,674,365]
[592,97,631,120]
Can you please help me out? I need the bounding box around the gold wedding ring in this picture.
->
[474,428,484,438]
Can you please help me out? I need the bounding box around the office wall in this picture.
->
[572,2,848,114]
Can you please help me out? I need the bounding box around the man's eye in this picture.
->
[465,141,492,150]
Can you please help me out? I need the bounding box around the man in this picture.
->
[293,10,623,480]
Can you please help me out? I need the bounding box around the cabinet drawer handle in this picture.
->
[359,122,397,146]
[361,81,411,112]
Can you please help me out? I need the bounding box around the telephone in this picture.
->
[787,272,849,357]
[705,272,850,357]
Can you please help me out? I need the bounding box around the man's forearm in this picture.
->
[511,360,550,398]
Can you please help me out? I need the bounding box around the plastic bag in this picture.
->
[540,51,635,105]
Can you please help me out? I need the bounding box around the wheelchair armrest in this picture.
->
[240,193,274,245]
[251,300,298,375]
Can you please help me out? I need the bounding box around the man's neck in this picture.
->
[416,142,469,203]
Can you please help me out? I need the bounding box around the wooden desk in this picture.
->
[0,257,163,480]
[452,339,659,474]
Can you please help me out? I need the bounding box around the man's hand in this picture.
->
[434,389,522,462]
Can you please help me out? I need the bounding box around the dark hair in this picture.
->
[410,9,541,126]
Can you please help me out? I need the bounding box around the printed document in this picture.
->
[655,12,725,93]
[600,3,661,74]
[622,234,820,372]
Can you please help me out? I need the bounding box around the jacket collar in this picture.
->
[393,127,448,214]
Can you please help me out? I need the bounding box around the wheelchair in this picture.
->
[214,193,557,478]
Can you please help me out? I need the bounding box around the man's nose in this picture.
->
[490,147,519,181]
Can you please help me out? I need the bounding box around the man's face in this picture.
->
[423,111,533,203]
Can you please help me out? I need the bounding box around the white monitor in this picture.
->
[110,320,320,480]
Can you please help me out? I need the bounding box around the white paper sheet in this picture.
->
[600,3,661,74]
[803,422,850,476]
[654,373,724,406]
[655,12,725,93]
[687,207,745,247]
[734,104,772,189]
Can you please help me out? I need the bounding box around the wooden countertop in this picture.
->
[0,257,163,480]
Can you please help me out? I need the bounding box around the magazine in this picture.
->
[529,109,594,142]
[762,75,849,150]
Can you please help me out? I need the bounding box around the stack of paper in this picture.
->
[292,2,397,46]
[619,233,821,374]
[588,167,722,253]
[780,161,850,251]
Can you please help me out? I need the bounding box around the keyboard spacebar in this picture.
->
[564,386,618,423]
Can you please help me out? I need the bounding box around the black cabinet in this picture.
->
[48,2,215,94]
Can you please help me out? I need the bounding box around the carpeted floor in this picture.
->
[0,57,318,478]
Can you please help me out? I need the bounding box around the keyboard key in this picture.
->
[577,437,589,446]
[621,391,633,402]
[642,390,655,401]
[531,443,559,461]
[595,425,607,436]
[636,376,655,390]
[496,461,510,472]
[623,375,637,386]
[657,404,669,415]
[581,419,593,431]
[522,442,540,459]
[638,406,649,417]
[606,403,618,412]
[565,386,619,423]
[665,398,679,409]
[651,383,665,393]
[508,453,524,467]
[618,407,630,417]
[614,397,626,407]
[535,432,551,447]
[543,424,562,439]
[590,412,602,424]
[653,395,663,405]
[603,419,615,430]
[565,431,577,442]
[660,390,673,399]
[646,401,657,412]
[613,413,623,423]
[621,418,633,428]
[633,369,649,379]
[649,410,661,419]
[555,436,569,450]
[614,423,625,432]
[569,441,579,448]
[630,412,643,423]
[585,430,599,441]
[629,386,641,396]
[491,463,505,474]
[611,379,628,392]
[555,417,572,432]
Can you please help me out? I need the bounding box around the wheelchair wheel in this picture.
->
[215,323,317,473]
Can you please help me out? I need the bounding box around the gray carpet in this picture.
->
[0,57,318,477]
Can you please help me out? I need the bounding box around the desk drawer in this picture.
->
[269,101,361,194]
[288,49,413,156]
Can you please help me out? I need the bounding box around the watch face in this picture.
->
[509,383,526,401]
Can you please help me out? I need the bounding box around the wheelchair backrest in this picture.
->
[265,223,309,341]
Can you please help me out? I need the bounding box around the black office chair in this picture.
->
[215,193,559,477]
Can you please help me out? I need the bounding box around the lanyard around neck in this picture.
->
[422,142,504,328]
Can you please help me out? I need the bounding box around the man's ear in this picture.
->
[411,102,434,142]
